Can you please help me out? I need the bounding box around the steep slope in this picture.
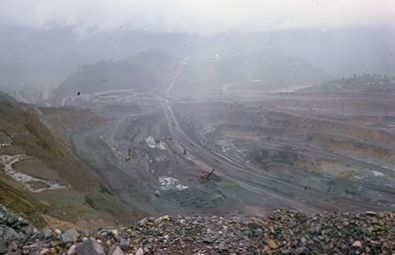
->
[52,50,180,99]
[0,92,138,227]
[0,94,97,191]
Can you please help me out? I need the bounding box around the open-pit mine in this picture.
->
[41,81,395,218]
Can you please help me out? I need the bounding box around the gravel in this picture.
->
[0,204,394,254]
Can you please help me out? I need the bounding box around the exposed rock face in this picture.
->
[1,204,394,254]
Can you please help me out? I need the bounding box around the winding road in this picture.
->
[67,92,395,216]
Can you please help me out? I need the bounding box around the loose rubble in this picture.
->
[1,205,394,254]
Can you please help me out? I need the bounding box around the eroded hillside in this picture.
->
[0,92,139,228]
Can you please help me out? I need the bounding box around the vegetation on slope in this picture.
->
[0,92,140,227]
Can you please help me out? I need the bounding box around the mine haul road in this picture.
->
[69,94,395,216]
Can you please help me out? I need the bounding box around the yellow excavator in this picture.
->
[261,159,271,168]
[123,147,132,162]
[200,169,216,180]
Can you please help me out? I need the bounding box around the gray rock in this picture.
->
[137,218,147,226]
[351,240,362,248]
[17,217,29,226]
[202,236,213,243]
[218,242,228,251]
[365,211,377,216]
[75,238,105,255]
[7,240,18,253]
[108,246,124,255]
[67,244,77,255]
[294,247,306,254]
[119,237,130,250]
[0,225,20,241]
[42,228,53,240]
[62,228,80,243]
[135,247,144,255]
[0,240,7,254]
[5,215,18,226]
[0,205,393,255]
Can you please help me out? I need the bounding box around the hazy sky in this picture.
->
[0,0,394,36]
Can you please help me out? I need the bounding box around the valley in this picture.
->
[1,3,394,253]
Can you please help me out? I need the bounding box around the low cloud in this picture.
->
[0,0,394,36]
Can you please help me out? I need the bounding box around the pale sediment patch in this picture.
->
[0,154,68,193]
[158,176,188,191]
[155,155,167,162]
[372,170,384,177]
[145,136,167,150]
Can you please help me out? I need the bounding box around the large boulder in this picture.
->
[0,225,20,242]
[75,238,106,255]
[61,228,80,243]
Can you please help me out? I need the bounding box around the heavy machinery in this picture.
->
[200,169,216,180]
[123,147,132,162]
[261,159,271,168]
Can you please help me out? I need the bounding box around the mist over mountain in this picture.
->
[52,49,327,99]
[1,2,395,254]
[266,27,395,76]
[52,50,179,98]
[0,26,195,94]
[0,26,393,102]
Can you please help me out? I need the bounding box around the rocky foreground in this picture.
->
[1,205,394,255]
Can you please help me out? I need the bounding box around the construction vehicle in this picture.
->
[123,147,132,162]
[261,159,271,168]
[200,169,216,180]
